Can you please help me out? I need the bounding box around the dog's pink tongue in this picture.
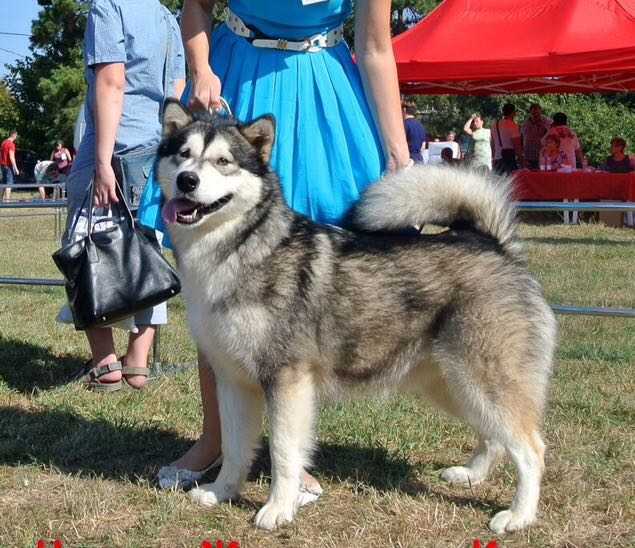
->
[162,198,196,225]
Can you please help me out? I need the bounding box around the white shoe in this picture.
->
[297,482,323,507]
[297,471,323,507]
[157,454,223,490]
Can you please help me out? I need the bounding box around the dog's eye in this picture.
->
[179,149,190,159]
[216,157,230,166]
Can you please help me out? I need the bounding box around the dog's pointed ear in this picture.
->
[239,115,276,164]
[163,99,193,137]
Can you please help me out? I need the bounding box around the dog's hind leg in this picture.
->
[443,398,545,533]
[190,375,264,507]
[489,429,545,534]
[449,383,545,533]
[441,437,504,485]
[441,387,545,533]
[255,366,316,531]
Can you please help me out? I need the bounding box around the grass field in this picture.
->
[0,201,633,548]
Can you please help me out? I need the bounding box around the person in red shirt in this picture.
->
[1,131,19,202]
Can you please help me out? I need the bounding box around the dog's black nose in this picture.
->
[177,171,199,193]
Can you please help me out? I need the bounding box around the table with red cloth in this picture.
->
[513,170,635,202]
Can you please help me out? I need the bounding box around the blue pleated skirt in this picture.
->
[138,23,385,237]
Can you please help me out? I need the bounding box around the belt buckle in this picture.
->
[306,37,322,53]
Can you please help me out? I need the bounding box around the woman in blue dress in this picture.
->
[150,0,410,494]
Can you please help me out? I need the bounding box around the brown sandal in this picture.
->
[73,360,123,392]
[121,355,150,390]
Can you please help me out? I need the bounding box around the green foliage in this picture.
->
[0,84,20,139]
[391,0,442,34]
[5,0,88,156]
[160,0,183,12]
[37,58,87,148]
[31,0,88,62]
[344,0,442,45]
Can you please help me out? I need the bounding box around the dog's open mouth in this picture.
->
[162,195,233,226]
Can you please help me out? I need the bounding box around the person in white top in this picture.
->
[463,113,492,171]
[492,102,523,174]
[542,112,583,169]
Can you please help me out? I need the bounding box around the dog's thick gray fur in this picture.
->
[156,100,557,534]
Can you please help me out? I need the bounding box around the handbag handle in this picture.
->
[84,177,136,243]
[66,173,137,243]
[66,181,93,238]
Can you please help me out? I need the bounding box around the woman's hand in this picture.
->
[94,163,119,208]
[189,66,222,112]
[387,149,412,173]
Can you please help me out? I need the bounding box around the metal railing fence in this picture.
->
[515,201,635,318]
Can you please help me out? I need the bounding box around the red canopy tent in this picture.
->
[393,0,635,95]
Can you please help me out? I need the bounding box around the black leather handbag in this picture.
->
[52,183,181,330]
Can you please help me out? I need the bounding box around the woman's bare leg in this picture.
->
[85,327,119,382]
[171,349,222,470]
[123,326,155,388]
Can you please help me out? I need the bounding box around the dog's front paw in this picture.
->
[254,501,296,530]
[489,509,535,534]
[190,481,235,507]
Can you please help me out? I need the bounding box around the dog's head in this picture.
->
[157,99,275,231]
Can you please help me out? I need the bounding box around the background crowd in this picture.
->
[402,101,635,175]
[1,130,73,200]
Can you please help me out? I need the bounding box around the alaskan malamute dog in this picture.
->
[157,100,557,534]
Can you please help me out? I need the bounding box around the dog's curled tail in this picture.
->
[352,165,523,260]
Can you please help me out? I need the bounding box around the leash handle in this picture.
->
[219,97,233,117]
[209,97,233,118]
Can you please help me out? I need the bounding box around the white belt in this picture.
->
[226,10,344,53]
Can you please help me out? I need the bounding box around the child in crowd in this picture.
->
[539,135,569,171]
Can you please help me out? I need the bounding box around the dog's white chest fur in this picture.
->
[177,236,270,383]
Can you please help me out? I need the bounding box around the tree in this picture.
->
[5,0,88,157]
[343,0,442,44]
[0,83,20,139]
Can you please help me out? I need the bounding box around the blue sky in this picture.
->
[0,1,42,78]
